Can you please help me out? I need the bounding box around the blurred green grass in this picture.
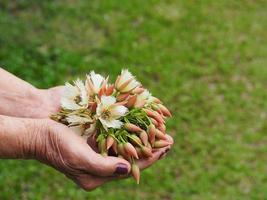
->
[0,0,267,199]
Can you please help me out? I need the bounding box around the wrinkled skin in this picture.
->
[0,68,174,191]
[40,119,173,190]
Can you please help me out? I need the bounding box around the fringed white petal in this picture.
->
[61,81,88,110]
[90,71,104,93]
[62,83,79,99]
[101,96,116,108]
[61,98,82,110]
[110,105,128,118]
[74,79,88,106]
[100,118,123,130]
[116,69,141,92]
[119,69,133,86]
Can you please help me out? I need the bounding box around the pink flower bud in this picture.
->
[140,131,148,146]
[126,95,137,108]
[86,78,96,94]
[154,140,171,148]
[158,104,172,117]
[155,129,167,140]
[150,118,159,127]
[118,143,130,160]
[132,163,140,184]
[129,135,142,146]
[146,142,152,150]
[152,97,162,104]
[134,100,146,108]
[115,100,128,106]
[124,142,139,159]
[148,124,156,146]
[106,135,114,150]
[151,104,162,115]
[144,109,164,124]
[117,93,130,101]
[132,87,145,94]
[115,75,121,87]
[98,88,104,98]
[117,78,134,92]
[135,147,144,158]
[153,112,164,124]
[124,123,143,133]
[158,123,166,133]
[111,140,118,154]
[105,85,114,96]
[98,77,108,97]
[141,146,153,157]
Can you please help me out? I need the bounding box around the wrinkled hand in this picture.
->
[0,68,174,190]
[28,119,173,190]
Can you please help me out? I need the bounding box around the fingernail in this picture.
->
[114,163,128,175]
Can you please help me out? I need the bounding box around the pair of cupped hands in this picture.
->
[0,68,173,191]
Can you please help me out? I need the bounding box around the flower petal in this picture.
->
[121,79,140,92]
[74,79,88,106]
[101,96,116,108]
[90,71,104,92]
[100,118,123,130]
[119,69,133,85]
[61,98,82,110]
[109,105,128,118]
[62,82,79,99]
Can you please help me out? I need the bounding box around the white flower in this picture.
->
[61,79,88,110]
[96,96,128,130]
[115,69,141,93]
[86,71,105,96]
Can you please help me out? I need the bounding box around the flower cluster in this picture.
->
[51,69,172,184]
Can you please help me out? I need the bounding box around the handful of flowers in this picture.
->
[51,69,172,183]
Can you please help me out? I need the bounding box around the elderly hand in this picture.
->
[0,68,174,190]
[0,115,173,190]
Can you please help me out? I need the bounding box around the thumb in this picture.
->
[83,148,131,177]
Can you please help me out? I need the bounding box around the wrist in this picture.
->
[37,86,63,118]
[0,86,42,118]
[0,86,61,118]
[0,115,49,159]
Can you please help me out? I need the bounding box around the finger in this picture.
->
[92,134,173,182]
[137,134,173,169]
[81,147,131,177]
[81,134,172,177]
[101,146,171,182]
[67,173,110,191]
[137,146,170,170]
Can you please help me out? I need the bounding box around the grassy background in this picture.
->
[0,0,267,199]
